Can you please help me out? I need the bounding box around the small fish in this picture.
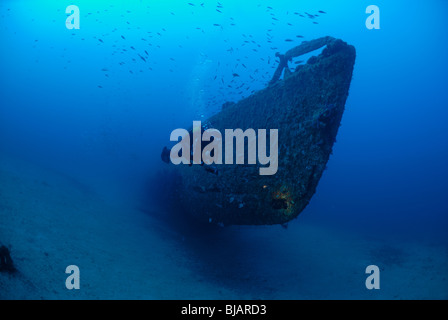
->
[98,39,104,43]
[213,23,221,27]
[121,35,126,39]
[296,35,304,38]
[188,3,195,6]
[285,39,293,42]
[232,73,240,77]
[318,10,326,14]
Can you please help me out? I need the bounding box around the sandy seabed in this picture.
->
[1,155,447,300]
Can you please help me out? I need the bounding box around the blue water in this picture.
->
[1,0,447,299]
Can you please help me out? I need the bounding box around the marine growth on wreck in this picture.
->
[163,37,356,226]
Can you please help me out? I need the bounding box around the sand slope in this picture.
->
[1,156,447,299]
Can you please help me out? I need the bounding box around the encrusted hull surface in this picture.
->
[174,39,356,225]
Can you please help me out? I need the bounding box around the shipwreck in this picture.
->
[160,37,356,226]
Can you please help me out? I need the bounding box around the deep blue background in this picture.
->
[1,0,447,244]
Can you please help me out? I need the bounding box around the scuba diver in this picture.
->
[161,123,219,175]
[161,146,171,164]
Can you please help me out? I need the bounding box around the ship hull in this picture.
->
[173,39,356,225]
